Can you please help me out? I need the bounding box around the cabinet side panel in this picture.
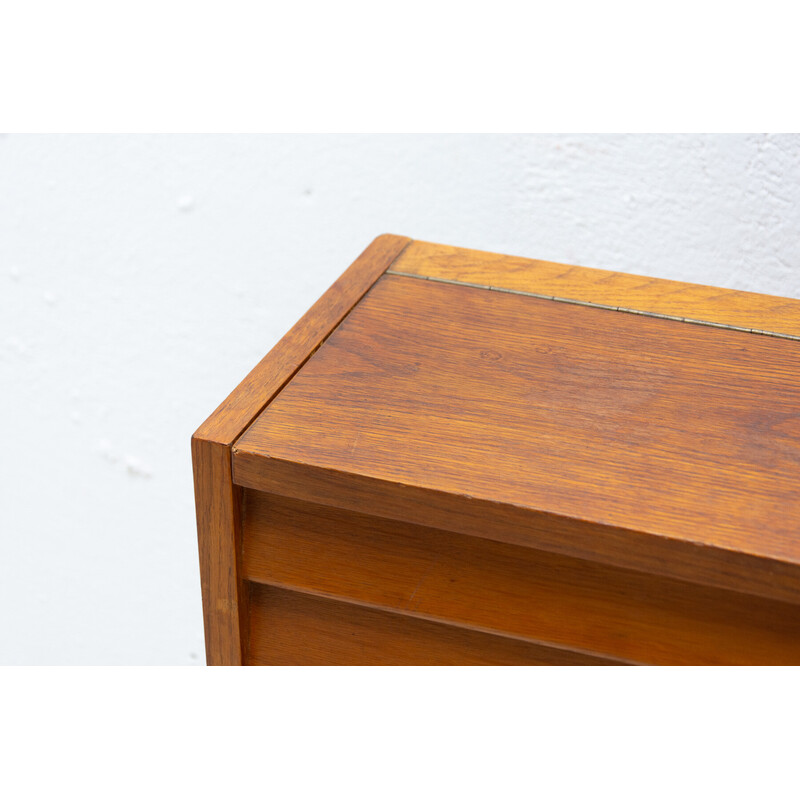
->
[192,438,247,665]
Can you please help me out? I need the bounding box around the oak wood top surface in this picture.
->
[235,272,800,565]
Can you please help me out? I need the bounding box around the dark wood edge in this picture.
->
[191,234,412,665]
[231,452,800,607]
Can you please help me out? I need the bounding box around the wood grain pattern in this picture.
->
[199,235,800,664]
[392,240,800,336]
[192,234,410,664]
[234,273,800,603]
[242,491,800,665]
[247,584,620,665]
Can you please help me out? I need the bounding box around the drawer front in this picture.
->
[242,489,800,665]
[247,584,618,665]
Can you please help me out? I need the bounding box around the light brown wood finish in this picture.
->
[197,235,800,664]
[242,491,800,665]
[234,274,800,603]
[192,234,410,664]
[247,584,620,665]
[392,240,800,336]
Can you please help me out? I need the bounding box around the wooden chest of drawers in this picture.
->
[192,235,800,665]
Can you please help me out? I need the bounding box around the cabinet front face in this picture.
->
[194,236,800,666]
[238,490,800,666]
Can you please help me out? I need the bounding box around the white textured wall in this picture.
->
[2,134,799,664]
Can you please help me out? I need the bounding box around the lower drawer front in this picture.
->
[247,584,618,665]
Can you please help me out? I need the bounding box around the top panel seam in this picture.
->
[386,269,800,342]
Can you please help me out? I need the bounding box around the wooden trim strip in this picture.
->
[391,240,800,338]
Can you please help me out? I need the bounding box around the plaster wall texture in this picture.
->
[1,133,799,664]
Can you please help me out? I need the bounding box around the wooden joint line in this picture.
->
[386,269,800,342]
